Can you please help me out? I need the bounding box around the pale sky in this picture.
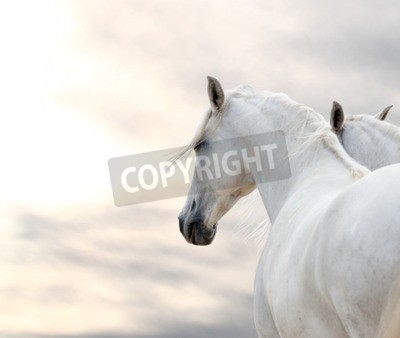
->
[0,0,399,337]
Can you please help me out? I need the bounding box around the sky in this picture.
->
[0,0,399,337]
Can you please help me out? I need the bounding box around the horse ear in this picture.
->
[330,101,345,133]
[376,105,393,121]
[207,76,225,112]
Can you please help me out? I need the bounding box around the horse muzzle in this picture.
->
[178,216,217,246]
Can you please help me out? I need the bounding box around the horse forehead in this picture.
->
[344,115,380,133]
[345,114,376,123]
[234,84,255,93]
[344,116,367,129]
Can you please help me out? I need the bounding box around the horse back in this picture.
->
[316,164,400,336]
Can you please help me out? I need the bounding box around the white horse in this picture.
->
[178,77,400,337]
[330,101,400,170]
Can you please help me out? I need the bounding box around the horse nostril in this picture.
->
[178,216,184,234]
[190,199,196,211]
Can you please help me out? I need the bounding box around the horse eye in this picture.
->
[194,140,207,152]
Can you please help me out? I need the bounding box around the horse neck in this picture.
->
[250,119,366,223]
[342,118,400,170]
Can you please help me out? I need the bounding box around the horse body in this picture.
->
[178,78,400,337]
[256,164,400,337]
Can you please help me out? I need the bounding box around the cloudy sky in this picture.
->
[0,1,399,337]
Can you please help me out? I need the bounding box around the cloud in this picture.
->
[50,0,400,151]
[4,317,258,338]
[0,203,260,337]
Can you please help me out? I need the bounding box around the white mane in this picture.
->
[230,87,369,178]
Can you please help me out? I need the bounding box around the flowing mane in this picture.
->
[171,109,212,163]
[175,85,369,178]
[233,87,369,178]
[285,103,369,178]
